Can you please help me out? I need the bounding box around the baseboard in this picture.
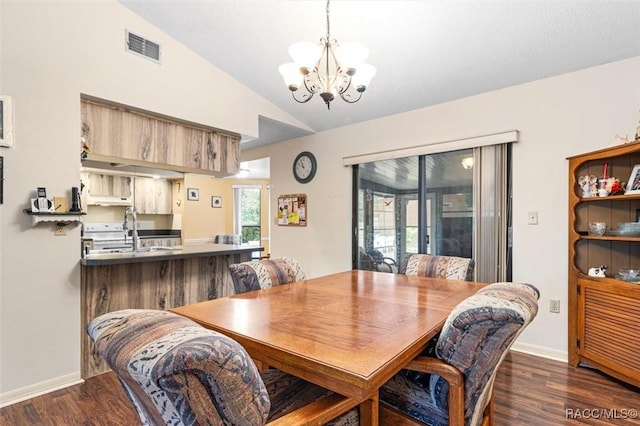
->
[0,373,83,408]
[511,341,568,363]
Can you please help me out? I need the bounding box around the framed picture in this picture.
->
[0,95,13,148]
[187,188,199,201]
[211,195,222,208]
[277,193,307,226]
[626,165,640,195]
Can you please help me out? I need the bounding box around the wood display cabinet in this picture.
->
[568,140,640,387]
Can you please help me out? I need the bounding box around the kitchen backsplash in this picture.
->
[82,205,177,230]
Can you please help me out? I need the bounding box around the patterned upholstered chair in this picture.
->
[214,234,242,244]
[399,253,475,281]
[228,256,306,294]
[87,309,359,426]
[379,282,539,426]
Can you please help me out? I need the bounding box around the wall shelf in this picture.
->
[24,210,85,226]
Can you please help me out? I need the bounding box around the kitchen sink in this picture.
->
[85,246,183,258]
[135,246,182,252]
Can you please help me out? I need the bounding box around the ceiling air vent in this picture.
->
[126,30,161,64]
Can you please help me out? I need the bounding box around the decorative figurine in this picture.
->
[588,265,607,278]
[578,175,598,198]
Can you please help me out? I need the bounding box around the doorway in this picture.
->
[353,144,511,282]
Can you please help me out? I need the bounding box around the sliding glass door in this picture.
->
[353,145,511,282]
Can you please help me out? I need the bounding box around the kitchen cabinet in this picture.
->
[567,141,640,387]
[82,101,158,162]
[133,177,172,214]
[81,99,240,176]
[202,132,241,173]
[158,121,206,170]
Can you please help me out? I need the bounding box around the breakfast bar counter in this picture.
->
[81,244,259,266]
[81,244,260,378]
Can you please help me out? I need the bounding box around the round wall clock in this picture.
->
[293,151,317,184]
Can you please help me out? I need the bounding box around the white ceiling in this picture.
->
[119,0,640,151]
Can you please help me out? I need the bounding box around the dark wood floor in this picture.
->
[1,351,638,425]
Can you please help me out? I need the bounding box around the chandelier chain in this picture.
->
[325,0,331,41]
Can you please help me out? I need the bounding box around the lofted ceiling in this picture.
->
[119,0,640,150]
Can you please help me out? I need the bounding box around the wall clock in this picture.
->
[293,151,317,184]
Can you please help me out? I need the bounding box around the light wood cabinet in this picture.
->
[81,99,240,175]
[205,132,241,175]
[82,102,157,162]
[133,177,172,214]
[159,121,206,170]
[568,141,640,387]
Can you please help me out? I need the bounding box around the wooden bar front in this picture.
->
[81,251,251,378]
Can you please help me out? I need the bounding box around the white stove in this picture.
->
[82,222,134,255]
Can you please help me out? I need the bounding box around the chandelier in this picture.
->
[278,0,376,110]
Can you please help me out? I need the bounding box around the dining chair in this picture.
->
[87,309,359,426]
[399,253,475,281]
[358,247,398,273]
[228,256,306,294]
[379,282,539,426]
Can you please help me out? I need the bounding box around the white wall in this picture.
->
[245,57,640,361]
[0,0,305,403]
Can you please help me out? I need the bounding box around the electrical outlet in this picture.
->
[54,225,67,236]
[549,299,560,314]
[528,211,538,225]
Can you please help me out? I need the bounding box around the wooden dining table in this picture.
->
[171,269,485,425]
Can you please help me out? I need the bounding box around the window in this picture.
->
[233,186,261,249]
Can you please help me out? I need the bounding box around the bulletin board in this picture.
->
[277,193,307,226]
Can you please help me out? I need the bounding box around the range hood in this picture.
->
[87,194,133,207]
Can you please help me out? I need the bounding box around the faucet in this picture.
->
[123,206,140,251]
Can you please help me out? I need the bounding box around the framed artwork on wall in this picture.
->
[211,196,222,208]
[277,193,307,226]
[0,96,13,148]
[187,188,199,201]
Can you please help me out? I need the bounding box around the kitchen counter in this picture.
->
[81,243,260,378]
[81,244,260,266]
